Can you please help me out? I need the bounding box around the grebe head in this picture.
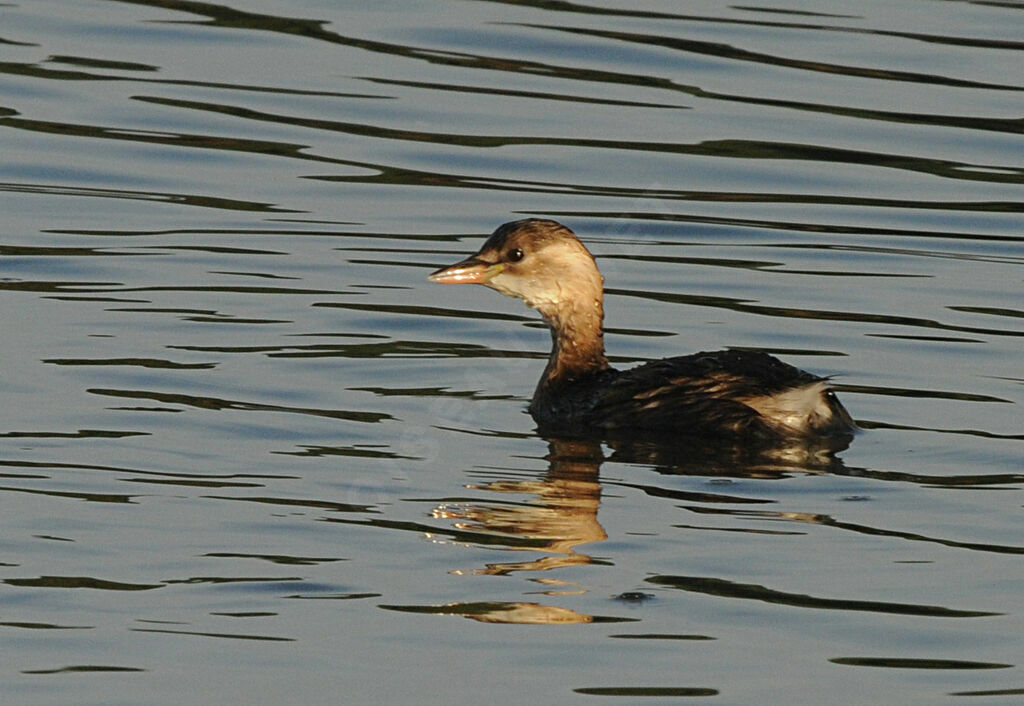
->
[428,219,604,320]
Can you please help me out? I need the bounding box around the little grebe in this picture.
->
[429,219,854,440]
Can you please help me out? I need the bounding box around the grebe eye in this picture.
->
[507,248,524,262]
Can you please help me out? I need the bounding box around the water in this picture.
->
[1,1,1022,703]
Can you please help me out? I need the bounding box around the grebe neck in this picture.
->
[536,296,610,393]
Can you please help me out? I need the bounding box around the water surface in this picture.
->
[1,1,1022,704]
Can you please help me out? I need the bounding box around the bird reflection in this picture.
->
[602,429,851,478]
[434,438,606,576]
[416,434,853,624]
[434,433,850,577]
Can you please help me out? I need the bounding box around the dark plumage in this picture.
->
[429,219,855,442]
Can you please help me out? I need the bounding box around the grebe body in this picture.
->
[429,219,854,441]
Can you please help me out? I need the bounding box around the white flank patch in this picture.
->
[740,381,834,432]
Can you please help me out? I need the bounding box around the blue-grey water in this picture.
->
[2,1,1022,704]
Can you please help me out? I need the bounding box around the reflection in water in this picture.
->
[603,432,850,476]
[412,433,858,626]
[380,600,609,625]
[434,438,606,576]
[397,433,856,624]
[436,433,851,577]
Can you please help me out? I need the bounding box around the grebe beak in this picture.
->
[428,256,505,285]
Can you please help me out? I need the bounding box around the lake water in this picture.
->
[1,1,1022,704]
